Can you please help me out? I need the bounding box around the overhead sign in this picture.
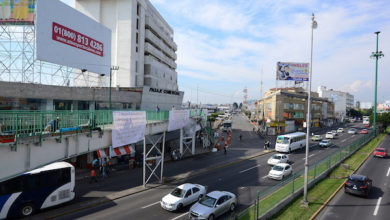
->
[0,0,35,25]
[112,111,146,148]
[35,0,111,75]
[168,110,190,132]
[276,62,309,81]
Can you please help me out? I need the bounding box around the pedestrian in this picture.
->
[102,158,107,178]
[227,136,232,145]
[239,133,242,141]
[265,141,270,151]
[172,105,175,110]
[44,116,61,132]
[156,105,160,113]
[224,141,228,154]
[214,131,219,139]
[107,158,112,176]
[89,169,97,183]
[221,136,225,142]
[216,143,221,151]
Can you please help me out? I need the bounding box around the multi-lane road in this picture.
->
[316,133,390,220]
[33,116,368,220]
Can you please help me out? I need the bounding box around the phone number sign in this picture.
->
[52,22,104,57]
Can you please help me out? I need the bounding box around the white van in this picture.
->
[275,132,306,153]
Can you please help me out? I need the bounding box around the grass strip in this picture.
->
[271,131,386,220]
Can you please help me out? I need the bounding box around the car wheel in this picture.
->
[177,203,183,211]
[19,203,35,217]
[208,214,215,220]
[230,203,236,212]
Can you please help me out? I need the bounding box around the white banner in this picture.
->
[112,111,146,148]
[168,110,190,132]
[36,0,111,75]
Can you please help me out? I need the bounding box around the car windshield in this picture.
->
[273,166,284,171]
[376,149,385,152]
[349,129,355,131]
[199,195,217,208]
[321,140,329,143]
[276,137,290,144]
[272,155,281,159]
[170,188,185,198]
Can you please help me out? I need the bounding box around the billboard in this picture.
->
[276,62,309,81]
[0,0,35,25]
[112,111,146,148]
[35,0,111,75]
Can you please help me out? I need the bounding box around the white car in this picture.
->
[161,183,206,211]
[325,132,334,139]
[348,128,357,134]
[319,139,331,148]
[268,163,292,180]
[189,191,237,220]
[267,154,289,166]
[331,130,338,136]
[337,128,344,133]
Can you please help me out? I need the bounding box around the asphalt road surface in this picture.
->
[316,133,390,220]
[48,122,368,220]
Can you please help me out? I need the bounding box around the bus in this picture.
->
[223,120,232,132]
[363,116,370,125]
[0,162,75,219]
[275,132,306,153]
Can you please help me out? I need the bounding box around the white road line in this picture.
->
[302,154,316,160]
[171,212,189,220]
[239,164,261,174]
[141,201,160,209]
[373,197,382,216]
[387,167,390,177]
[341,139,347,143]
[262,175,268,179]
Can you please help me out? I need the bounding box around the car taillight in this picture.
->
[345,182,350,186]
[360,185,367,189]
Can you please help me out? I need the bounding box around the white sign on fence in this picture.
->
[112,111,146,148]
[168,110,190,132]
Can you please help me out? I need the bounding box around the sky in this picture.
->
[62,0,390,105]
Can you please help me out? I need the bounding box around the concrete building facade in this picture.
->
[317,86,354,121]
[75,0,178,91]
[256,87,335,135]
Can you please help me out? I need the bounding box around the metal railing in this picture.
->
[234,131,375,220]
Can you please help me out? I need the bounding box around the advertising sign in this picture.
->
[0,0,35,25]
[168,110,190,132]
[112,111,146,148]
[276,62,309,81]
[35,0,111,75]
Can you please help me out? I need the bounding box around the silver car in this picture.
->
[189,191,236,220]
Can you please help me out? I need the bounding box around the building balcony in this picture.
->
[145,16,177,51]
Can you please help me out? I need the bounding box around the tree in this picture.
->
[347,108,362,118]
[233,102,238,109]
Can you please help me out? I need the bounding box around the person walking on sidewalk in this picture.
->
[102,158,108,178]
[89,169,97,183]
[239,133,243,141]
[224,141,228,154]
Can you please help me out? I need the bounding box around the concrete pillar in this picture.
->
[179,128,183,155]
[192,132,195,155]
[45,99,54,110]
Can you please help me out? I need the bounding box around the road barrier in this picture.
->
[232,131,375,220]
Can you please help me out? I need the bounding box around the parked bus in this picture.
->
[223,120,232,132]
[275,132,306,153]
[363,116,370,125]
[0,162,75,219]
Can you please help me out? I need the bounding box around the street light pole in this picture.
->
[303,13,317,205]
[370,32,384,136]
[109,66,119,110]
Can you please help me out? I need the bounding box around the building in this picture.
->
[75,0,183,110]
[356,101,360,109]
[317,86,354,121]
[256,87,334,135]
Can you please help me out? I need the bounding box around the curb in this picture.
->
[41,149,274,219]
[309,134,385,220]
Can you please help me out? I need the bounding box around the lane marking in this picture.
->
[239,164,261,174]
[302,154,316,160]
[141,201,160,209]
[171,212,189,220]
[262,175,268,179]
[387,167,390,177]
[373,197,382,216]
[341,139,347,143]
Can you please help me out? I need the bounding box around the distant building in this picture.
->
[356,101,360,109]
[360,102,373,110]
[256,87,334,135]
[317,86,354,121]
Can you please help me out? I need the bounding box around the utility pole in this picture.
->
[303,13,317,205]
[370,32,384,136]
[109,66,119,110]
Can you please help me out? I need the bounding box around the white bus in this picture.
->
[275,132,306,153]
[0,162,75,219]
[363,116,369,125]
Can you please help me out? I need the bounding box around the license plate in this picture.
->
[353,185,357,189]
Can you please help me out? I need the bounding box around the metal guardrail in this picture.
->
[233,131,375,220]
